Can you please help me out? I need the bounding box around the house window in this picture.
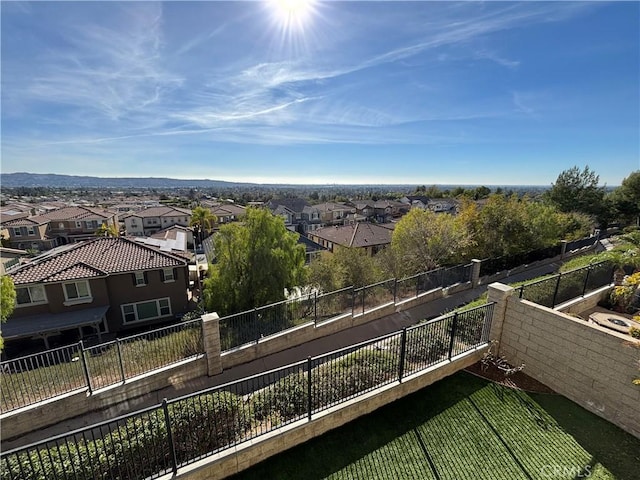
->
[75,221,82,228]
[63,280,92,304]
[15,285,47,306]
[58,223,64,229]
[134,271,147,286]
[12,228,22,237]
[162,268,175,282]
[27,226,35,236]
[121,298,172,324]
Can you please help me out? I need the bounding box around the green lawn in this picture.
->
[231,372,640,480]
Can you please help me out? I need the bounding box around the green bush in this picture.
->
[170,391,250,462]
[252,372,308,422]
[314,348,398,409]
[1,408,170,480]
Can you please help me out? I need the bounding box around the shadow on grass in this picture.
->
[229,372,489,480]
[530,392,640,480]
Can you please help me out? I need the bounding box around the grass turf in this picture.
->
[230,371,639,480]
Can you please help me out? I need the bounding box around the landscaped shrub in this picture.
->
[313,348,398,409]
[610,272,640,313]
[170,390,251,463]
[252,371,308,422]
[1,408,171,480]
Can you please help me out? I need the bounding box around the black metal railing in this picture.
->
[0,319,204,413]
[220,264,475,351]
[515,261,614,308]
[0,303,495,480]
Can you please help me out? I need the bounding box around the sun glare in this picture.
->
[270,0,316,32]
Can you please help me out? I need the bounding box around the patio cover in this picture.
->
[2,305,110,341]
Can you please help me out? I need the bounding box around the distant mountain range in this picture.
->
[0,172,550,192]
[1,172,256,189]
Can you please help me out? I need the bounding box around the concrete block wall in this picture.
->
[488,283,640,438]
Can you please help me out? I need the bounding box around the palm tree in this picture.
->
[190,206,217,246]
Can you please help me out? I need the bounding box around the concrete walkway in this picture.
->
[2,261,560,450]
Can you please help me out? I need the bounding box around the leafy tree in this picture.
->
[610,171,640,227]
[545,165,605,218]
[459,194,591,259]
[203,208,305,315]
[391,208,470,275]
[190,206,217,245]
[308,247,382,291]
[1,275,16,350]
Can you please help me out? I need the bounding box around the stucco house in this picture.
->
[308,223,393,256]
[123,206,192,237]
[4,237,190,348]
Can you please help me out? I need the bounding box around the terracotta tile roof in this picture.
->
[1,216,49,227]
[40,206,115,221]
[313,223,392,248]
[9,237,186,285]
[129,206,192,218]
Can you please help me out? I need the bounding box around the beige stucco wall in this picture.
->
[488,283,640,438]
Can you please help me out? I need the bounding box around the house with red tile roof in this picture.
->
[0,215,59,251]
[40,206,119,244]
[4,237,190,348]
[123,206,192,237]
[308,223,393,256]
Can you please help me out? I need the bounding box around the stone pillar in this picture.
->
[471,259,482,287]
[486,283,514,354]
[202,312,223,376]
[560,240,568,259]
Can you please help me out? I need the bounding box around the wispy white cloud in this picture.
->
[25,3,182,121]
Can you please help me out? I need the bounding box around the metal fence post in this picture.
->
[307,356,313,421]
[551,273,562,308]
[447,313,459,361]
[393,278,398,305]
[582,266,591,297]
[314,291,318,326]
[79,340,93,394]
[116,339,126,382]
[351,286,356,316]
[162,398,179,475]
[362,287,366,315]
[254,308,259,344]
[398,328,407,383]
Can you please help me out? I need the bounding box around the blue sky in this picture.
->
[1,1,638,186]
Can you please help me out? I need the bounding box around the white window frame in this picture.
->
[27,226,35,236]
[134,271,146,286]
[162,268,175,283]
[63,280,92,305]
[15,285,47,307]
[75,221,83,228]
[12,227,22,237]
[121,297,172,325]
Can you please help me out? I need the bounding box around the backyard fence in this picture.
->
[479,235,599,277]
[0,303,495,480]
[515,261,614,309]
[219,263,474,351]
[0,319,204,413]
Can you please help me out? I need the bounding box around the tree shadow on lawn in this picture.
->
[230,372,489,480]
[530,392,640,480]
